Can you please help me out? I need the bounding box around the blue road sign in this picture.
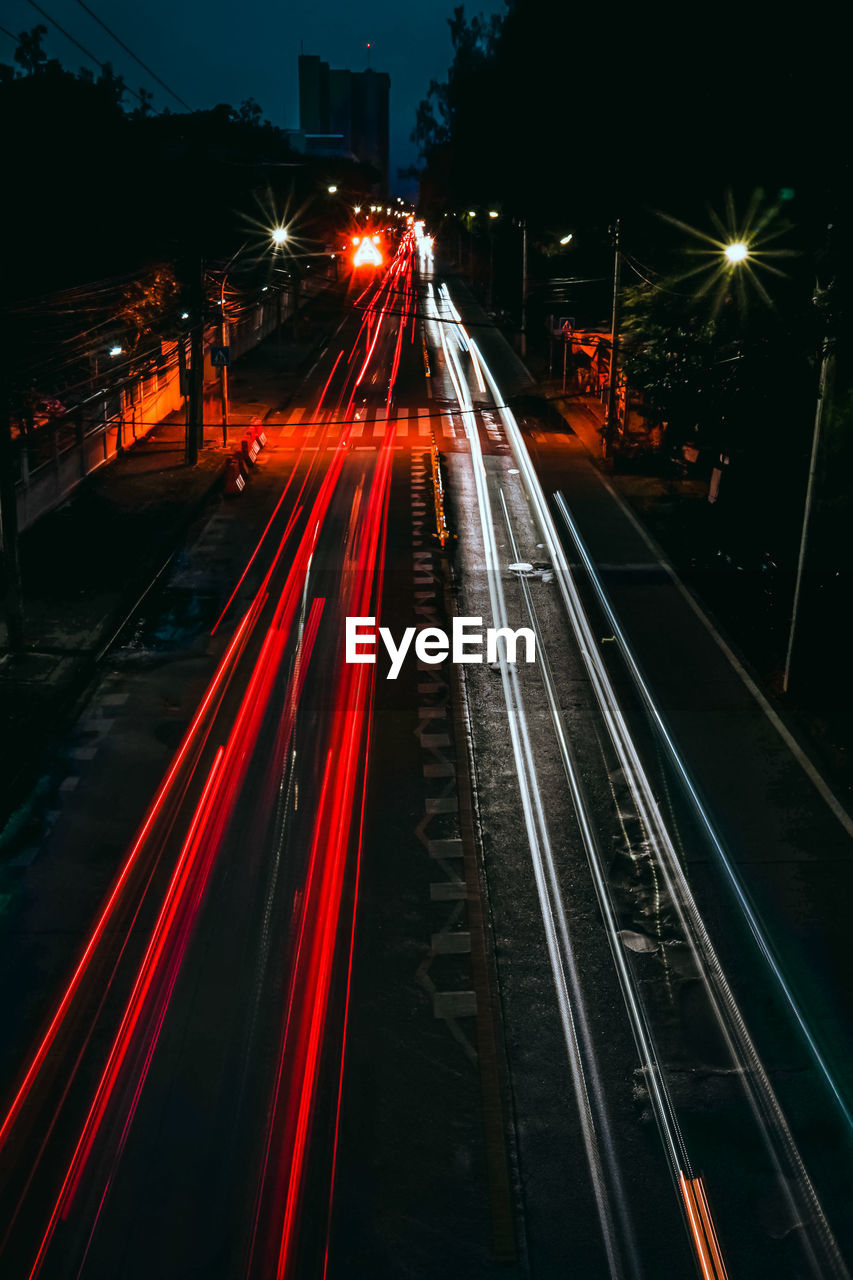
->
[211,345,231,367]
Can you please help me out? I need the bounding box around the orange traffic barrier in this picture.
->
[241,432,260,466]
[224,453,245,496]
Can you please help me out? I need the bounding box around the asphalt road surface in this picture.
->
[0,230,851,1280]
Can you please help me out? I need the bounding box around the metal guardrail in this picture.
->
[11,276,336,534]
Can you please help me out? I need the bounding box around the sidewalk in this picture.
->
[541,383,851,794]
[0,304,335,826]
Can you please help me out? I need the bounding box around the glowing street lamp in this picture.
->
[560,233,573,245]
[109,345,123,357]
[328,185,338,194]
[271,226,288,246]
[489,210,499,219]
[724,241,749,263]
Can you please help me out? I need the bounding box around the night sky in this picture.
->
[1,0,507,192]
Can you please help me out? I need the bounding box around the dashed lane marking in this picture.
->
[279,406,305,439]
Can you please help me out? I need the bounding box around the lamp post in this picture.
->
[556,233,573,385]
[488,211,498,310]
[783,285,835,695]
[215,243,250,450]
[0,400,24,652]
[215,229,287,448]
[520,217,528,357]
[467,210,476,278]
[270,226,288,359]
[716,236,831,696]
[603,219,622,458]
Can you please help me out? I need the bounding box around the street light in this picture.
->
[724,241,749,263]
[328,185,338,194]
[560,233,573,245]
[489,210,499,219]
[216,231,283,447]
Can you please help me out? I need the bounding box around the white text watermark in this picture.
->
[346,617,535,679]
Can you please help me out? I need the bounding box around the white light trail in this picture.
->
[554,491,853,1137]
[465,318,849,1280]
[427,282,639,1280]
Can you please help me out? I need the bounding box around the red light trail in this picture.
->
[2,230,416,1280]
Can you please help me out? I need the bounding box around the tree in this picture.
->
[14,25,47,76]
[237,97,263,128]
[413,6,504,213]
[95,61,125,108]
[131,86,154,120]
[621,283,730,444]
[118,266,181,352]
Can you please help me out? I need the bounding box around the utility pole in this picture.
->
[186,259,204,466]
[178,331,189,451]
[782,331,835,694]
[603,219,622,458]
[0,409,25,653]
[291,267,302,338]
[520,218,528,357]
[188,321,203,464]
[218,281,230,450]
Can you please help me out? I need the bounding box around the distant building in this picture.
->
[298,54,390,195]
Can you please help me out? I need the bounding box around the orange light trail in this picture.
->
[678,1173,729,1280]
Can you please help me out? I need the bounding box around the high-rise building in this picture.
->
[298,54,390,195]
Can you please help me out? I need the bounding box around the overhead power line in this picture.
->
[73,0,192,110]
[624,254,691,296]
[26,0,148,109]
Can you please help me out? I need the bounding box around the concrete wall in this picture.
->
[14,281,324,533]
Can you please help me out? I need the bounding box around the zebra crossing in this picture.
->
[274,404,463,443]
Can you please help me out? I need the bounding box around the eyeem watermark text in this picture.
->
[346,617,535,679]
